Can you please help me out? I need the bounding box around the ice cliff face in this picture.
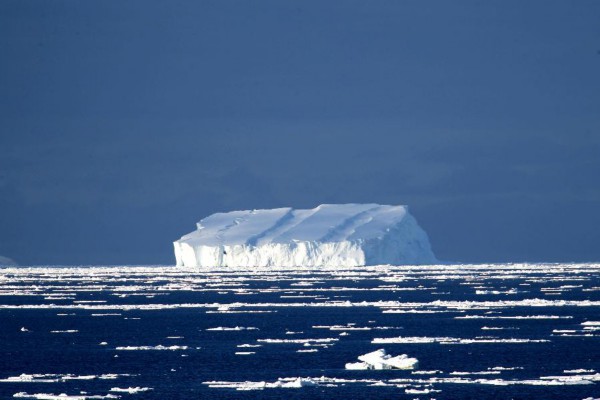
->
[173,204,437,268]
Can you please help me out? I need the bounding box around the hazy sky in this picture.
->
[1,1,599,265]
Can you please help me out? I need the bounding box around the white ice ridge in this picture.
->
[174,204,437,268]
[345,349,419,370]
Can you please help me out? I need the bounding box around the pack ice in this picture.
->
[174,204,437,268]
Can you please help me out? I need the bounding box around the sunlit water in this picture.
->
[1,264,599,399]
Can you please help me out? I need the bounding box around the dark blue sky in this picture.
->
[1,1,599,265]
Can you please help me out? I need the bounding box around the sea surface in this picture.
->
[0,264,599,399]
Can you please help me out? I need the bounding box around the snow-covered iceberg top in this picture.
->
[174,204,437,268]
[346,349,419,370]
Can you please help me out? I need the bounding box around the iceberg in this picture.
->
[345,349,419,370]
[174,204,437,268]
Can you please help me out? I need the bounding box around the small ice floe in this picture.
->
[582,321,600,331]
[372,336,444,344]
[109,387,152,393]
[313,324,400,331]
[345,349,418,370]
[205,377,318,390]
[73,300,107,304]
[456,315,572,320]
[450,370,501,376]
[405,387,441,394]
[313,324,370,331]
[206,326,258,331]
[0,373,127,383]
[99,342,108,346]
[50,330,78,334]
[382,309,446,314]
[1,374,60,383]
[290,281,314,286]
[481,326,518,330]
[450,338,549,344]
[44,296,75,301]
[582,321,600,328]
[564,369,595,374]
[297,349,318,353]
[20,327,29,332]
[368,380,393,387]
[488,366,524,371]
[257,338,338,345]
[115,345,188,351]
[206,309,275,314]
[90,313,121,317]
[583,326,600,332]
[234,352,255,355]
[475,289,519,295]
[538,373,600,384]
[372,336,549,344]
[13,392,117,399]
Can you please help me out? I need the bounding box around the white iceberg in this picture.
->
[174,204,437,268]
[345,349,419,370]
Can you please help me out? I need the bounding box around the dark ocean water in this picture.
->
[0,264,599,399]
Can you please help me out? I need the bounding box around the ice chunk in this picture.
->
[206,326,258,331]
[109,387,152,393]
[13,392,118,399]
[174,204,437,268]
[205,377,318,390]
[346,349,419,370]
[345,362,371,370]
[115,345,188,351]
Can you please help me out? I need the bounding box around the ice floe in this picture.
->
[108,387,152,393]
[1,374,129,383]
[206,326,258,331]
[257,338,338,344]
[115,345,189,351]
[372,336,549,344]
[345,349,418,370]
[13,393,117,399]
[204,377,318,390]
[405,387,441,394]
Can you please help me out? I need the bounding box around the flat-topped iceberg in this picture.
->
[174,204,437,268]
